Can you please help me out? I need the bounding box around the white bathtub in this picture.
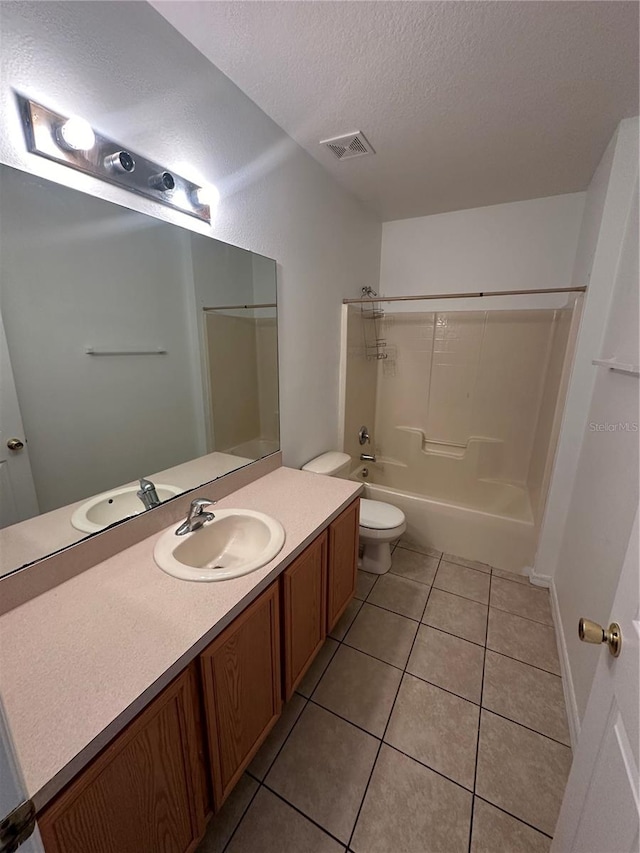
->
[350,464,536,572]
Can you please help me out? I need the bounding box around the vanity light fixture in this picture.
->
[193,184,220,209]
[149,170,176,192]
[55,116,95,152]
[18,96,211,223]
[104,150,136,174]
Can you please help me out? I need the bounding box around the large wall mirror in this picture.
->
[0,164,279,577]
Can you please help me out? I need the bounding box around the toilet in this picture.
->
[301,451,406,574]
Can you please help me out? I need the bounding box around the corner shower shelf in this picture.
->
[359,287,389,360]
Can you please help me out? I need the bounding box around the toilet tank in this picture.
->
[301,451,351,479]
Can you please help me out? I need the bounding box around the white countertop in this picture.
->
[0,467,361,806]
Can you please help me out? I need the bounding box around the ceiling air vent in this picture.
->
[320,131,375,161]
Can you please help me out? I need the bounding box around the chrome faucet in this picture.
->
[137,478,161,510]
[360,453,376,462]
[175,498,216,536]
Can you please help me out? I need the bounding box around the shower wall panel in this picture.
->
[373,309,562,489]
[373,312,435,460]
[527,306,574,524]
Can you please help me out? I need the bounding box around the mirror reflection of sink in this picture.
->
[153,509,285,582]
[71,484,182,533]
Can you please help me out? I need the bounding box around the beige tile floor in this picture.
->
[197,544,572,853]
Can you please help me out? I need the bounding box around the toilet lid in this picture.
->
[359,498,405,530]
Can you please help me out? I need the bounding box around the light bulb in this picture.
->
[56,117,96,151]
[194,184,220,208]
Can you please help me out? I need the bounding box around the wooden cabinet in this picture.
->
[327,499,359,632]
[38,664,207,853]
[200,581,281,808]
[38,500,359,850]
[282,531,327,699]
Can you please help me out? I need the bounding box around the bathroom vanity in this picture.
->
[0,467,361,853]
[0,153,364,852]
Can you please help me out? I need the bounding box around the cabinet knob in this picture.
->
[578,618,622,657]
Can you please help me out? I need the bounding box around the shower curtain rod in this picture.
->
[342,286,587,304]
[202,303,277,311]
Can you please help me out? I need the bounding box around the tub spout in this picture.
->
[360,453,376,462]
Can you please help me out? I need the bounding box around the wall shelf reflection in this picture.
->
[85,347,167,356]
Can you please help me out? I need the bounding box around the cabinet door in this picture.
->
[282,532,327,700]
[200,581,281,808]
[38,665,207,853]
[327,499,359,632]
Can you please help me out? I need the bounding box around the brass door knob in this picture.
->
[7,438,24,451]
[579,618,622,657]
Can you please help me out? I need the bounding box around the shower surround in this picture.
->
[342,303,578,570]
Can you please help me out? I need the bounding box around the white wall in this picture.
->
[534,119,639,587]
[380,193,585,312]
[0,1,381,471]
[1,166,203,512]
[554,183,638,724]
[533,119,639,733]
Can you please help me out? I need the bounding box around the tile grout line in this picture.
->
[220,776,263,853]
[393,545,538,590]
[394,543,443,560]
[345,553,442,851]
[487,644,562,677]
[260,783,351,849]
[305,695,385,740]
[432,584,490,607]
[222,552,555,852]
[322,628,572,747]
[467,564,491,853]
[231,698,560,851]
[338,638,407,673]
[262,700,565,816]
[485,645,562,678]
[473,794,554,841]
[479,707,572,750]
[487,601,555,628]
[356,594,429,622]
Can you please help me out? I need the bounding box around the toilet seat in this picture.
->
[359,498,405,530]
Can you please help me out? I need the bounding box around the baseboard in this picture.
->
[528,566,550,587]
[546,577,581,749]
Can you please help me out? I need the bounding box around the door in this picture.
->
[38,665,206,853]
[282,531,327,699]
[0,312,39,527]
[552,508,639,852]
[200,581,281,808]
[327,500,359,631]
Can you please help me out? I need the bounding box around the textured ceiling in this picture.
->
[152,1,639,221]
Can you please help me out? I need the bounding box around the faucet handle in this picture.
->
[175,498,216,536]
[189,498,216,515]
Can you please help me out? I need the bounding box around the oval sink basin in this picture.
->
[71,484,182,533]
[153,509,285,582]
